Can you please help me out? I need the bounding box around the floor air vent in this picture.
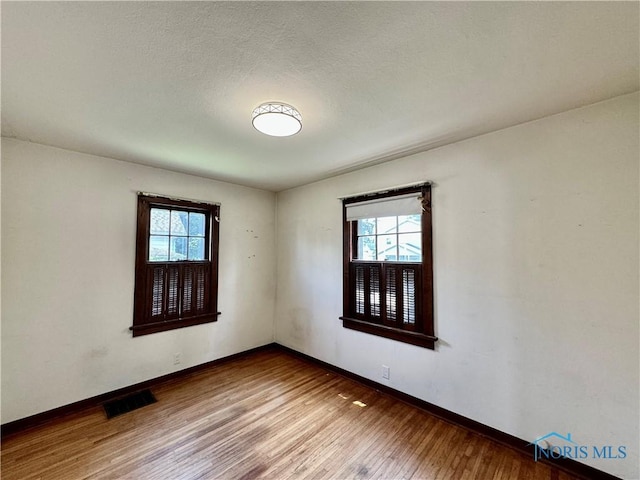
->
[103,389,157,419]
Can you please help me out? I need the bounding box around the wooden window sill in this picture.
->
[340,316,437,350]
[131,312,221,337]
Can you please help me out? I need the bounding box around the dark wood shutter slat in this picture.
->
[196,265,206,312]
[385,266,397,327]
[396,266,404,328]
[354,265,365,316]
[151,267,164,319]
[204,264,211,313]
[402,268,416,326]
[363,264,371,318]
[165,266,180,319]
[182,266,194,315]
[369,265,381,319]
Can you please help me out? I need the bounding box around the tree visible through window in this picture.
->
[340,184,437,349]
[131,194,220,337]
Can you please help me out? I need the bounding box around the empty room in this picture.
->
[1,2,638,479]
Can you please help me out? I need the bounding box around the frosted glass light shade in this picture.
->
[252,102,302,137]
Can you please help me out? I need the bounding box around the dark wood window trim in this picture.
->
[340,184,437,349]
[131,194,220,337]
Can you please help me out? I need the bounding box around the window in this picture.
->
[131,194,220,337]
[340,184,437,349]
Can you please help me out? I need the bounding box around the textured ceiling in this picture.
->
[2,2,638,191]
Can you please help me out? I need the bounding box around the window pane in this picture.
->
[357,236,376,260]
[398,233,422,262]
[398,214,421,233]
[357,218,376,236]
[189,212,206,237]
[149,235,169,261]
[170,211,188,235]
[169,236,188,261]
[377,234,397,261]
[377,216,397,234]
[188,237,205,260]
[150,209,170,235]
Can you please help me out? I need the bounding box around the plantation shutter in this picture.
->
[350,262,421,329]
[143,262,211,324]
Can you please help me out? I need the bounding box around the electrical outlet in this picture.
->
[174,353,181,365]
[382,365,390,379]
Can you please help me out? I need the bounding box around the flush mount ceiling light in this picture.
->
[252,102,302,137]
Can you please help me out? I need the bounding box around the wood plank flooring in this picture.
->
[1,349,579,479]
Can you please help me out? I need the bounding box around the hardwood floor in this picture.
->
[2,349,579,480]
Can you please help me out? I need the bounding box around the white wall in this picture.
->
[275,93,639,478]
[1,139,276,423]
